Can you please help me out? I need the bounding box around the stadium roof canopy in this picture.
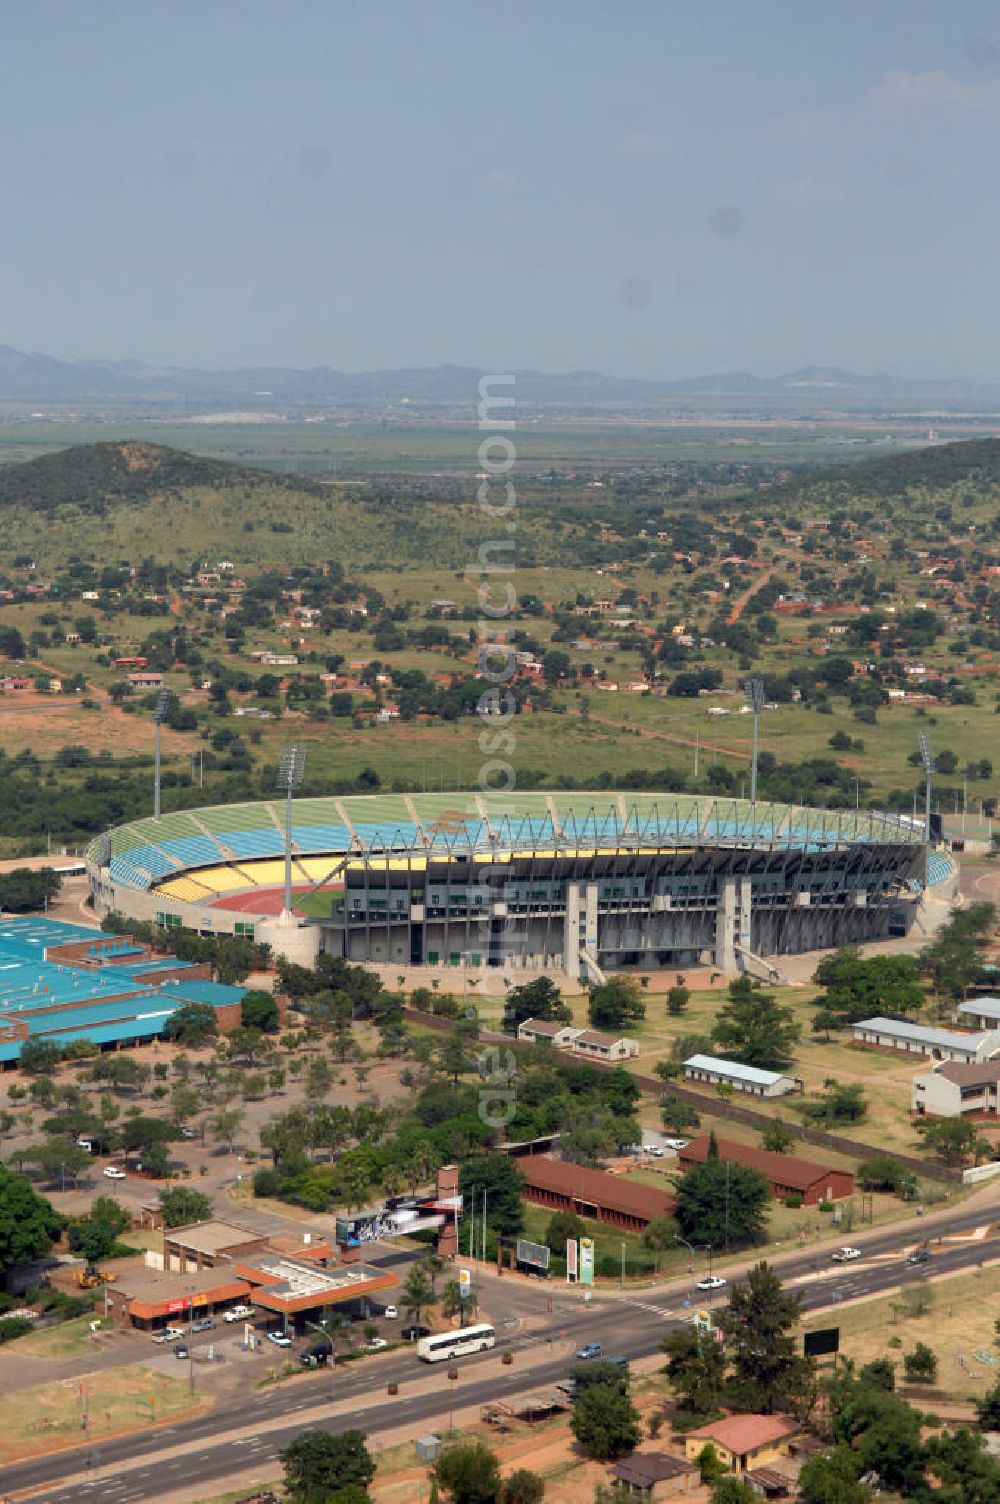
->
[93,791,923,894]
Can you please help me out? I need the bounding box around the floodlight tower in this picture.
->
[152,689,173,822]
[918,731,933,886]
[743,677,765,804]
[276,744,306,916]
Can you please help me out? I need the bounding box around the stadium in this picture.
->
[86,792,948,981]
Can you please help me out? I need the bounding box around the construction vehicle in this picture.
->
[74,1265,117,1289]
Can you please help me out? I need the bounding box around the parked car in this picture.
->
[662,1138,689,1151]
[575,1342,604,1360]
[174,1345,190,1360]
[103,1165,127,1180]
[266,1330,293,1348]
[299,1344,332,1366]
[646,1145,665,1158]
[906,1247,930,1265]
[401,1324,431,1342]
[223,1305,254,1323]
[180,1127,199,1140]
[366,1337,389,1351]
[831,1247,861,1264]
[76,1138,95,1154]
[152,1326,185,1344]
[382,1305,398,1319]
[190,1316,215,1333]
[696,1274,727,1292]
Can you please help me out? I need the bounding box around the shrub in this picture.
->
[784,1194,802,1209]
[0,1317,33,1343]
[817,1200,834,1212]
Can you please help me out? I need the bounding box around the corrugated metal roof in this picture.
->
[958,998,1000,1021]
[683,1052,791,1087]
[853,1017,995,1049]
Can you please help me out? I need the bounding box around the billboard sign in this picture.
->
[566,1237,578,1282]
[459,1268,472,1296]
[580,1236,594,1286]
[804,1327,840,1358]
[516,1238,551,1271]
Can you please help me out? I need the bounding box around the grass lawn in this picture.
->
[0,1363,209,1463]
[802,1260,1000,1404]
[12,1314,114,1359]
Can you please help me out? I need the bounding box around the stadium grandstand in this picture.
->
[87,792,951,980]
[0,916,247,1067]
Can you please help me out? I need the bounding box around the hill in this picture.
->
[0,440,318,515]
[737,436,1000,516]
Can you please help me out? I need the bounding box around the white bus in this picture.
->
[417,1323,496,1363]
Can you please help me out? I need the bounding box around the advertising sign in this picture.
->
[566,1237,578,1282]
[164,1298,188,1315]
[516,1238,551,1271]
[804,1327,840,1358]
[459,1268,472,1295]
[580,1236,594,1286]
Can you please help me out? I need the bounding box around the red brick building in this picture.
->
[677,1137,853,1204]
[520,1155,675,1231]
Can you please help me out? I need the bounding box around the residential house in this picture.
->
[607,1452,699,1499]
[683,1415,799,1474]
[516,1018,581,1048]
[571,1028,639,1062]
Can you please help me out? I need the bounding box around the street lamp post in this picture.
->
[304,1317,337,1394]
[918,732,933,888]
[276,744,306,915]
[743,678,765,805]
[152,689,173,822]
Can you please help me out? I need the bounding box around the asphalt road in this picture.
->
[4,1206,995,1504]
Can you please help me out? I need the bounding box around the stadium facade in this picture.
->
[87,793,934,980]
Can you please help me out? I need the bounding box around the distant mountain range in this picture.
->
[2,344,999,410]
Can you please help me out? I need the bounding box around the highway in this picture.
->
[2,1205,996,1504]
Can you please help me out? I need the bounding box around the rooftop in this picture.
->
[520,1156,675,1220]
[610,1452,698,1486]
[164,1220,265,1256]
[958,998,1000,1020]
[683,1053,793,1087]
[933,1060,1000,1088]
[678,1136,849,1192]
[687,1414,799,1454]
[853,1017,996,1050]
[239,1256,397,1311]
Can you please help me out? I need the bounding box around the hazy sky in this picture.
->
[4,1,1000,378]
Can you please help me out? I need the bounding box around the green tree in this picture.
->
[917,1116,986,1166]
[797,1445,872,1504]
[811,948,925,1027]
[32,1137,92,1189]
[0,1166,61,1273]
[976,1378,1000,1430]
[666,984,691,1016]
[158,1186,213,1228]
[675,1158,769,1248]
[433,1439,501,1504]
[241,990,280,1033]
[68,1215,118,1263]
[401,1266,433,1324]
[570,1382,642,1460]
[859,1357,895,1392]
[88,1194,130,1235]
[545,1209,584,1257]
[504,1469,545,1504]
[458,1156,525,1238]
[902,1342,938,1384]
[716,1261,807,1413]
[18,1038,62,1075]
[588,977,646,1031]
[804,1080,867,1127]
[206,1108,245,1153]
[661,1325,727,1420]
[504,977,570,1032]
[279,1429,375,1504]
[761,1119,795,1153]
[711,976,800,1070]
[710,1479,757,1504]
[163,1002,218,1046]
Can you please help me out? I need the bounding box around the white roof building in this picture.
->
[683,1052,798,1099]
[853,1016,1000,1064]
